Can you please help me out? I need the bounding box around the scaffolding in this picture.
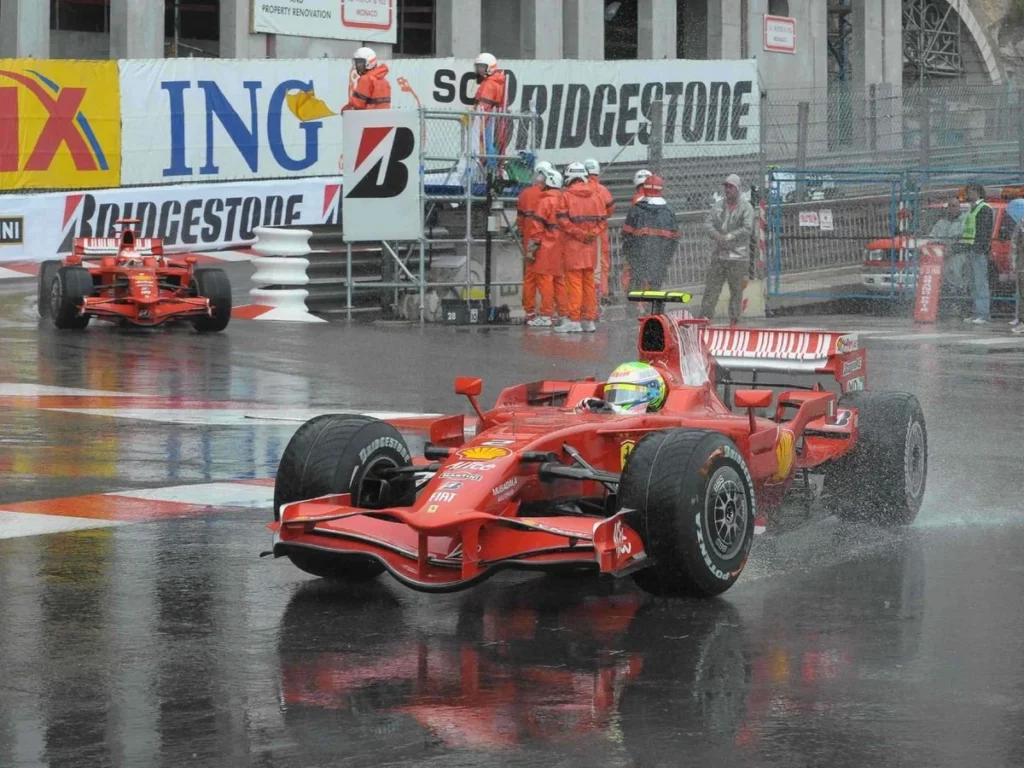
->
[827,0,853,84]
[343,108,542,322]
[903,0,964,84]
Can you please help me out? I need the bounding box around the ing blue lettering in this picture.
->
[269,80,320,172]
[199,80,261,175]
[162,81,193,177]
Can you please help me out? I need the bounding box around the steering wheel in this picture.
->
[574,397,617,414]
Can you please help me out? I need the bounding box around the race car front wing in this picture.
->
[267,495,648,592]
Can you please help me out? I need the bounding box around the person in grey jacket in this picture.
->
[701,173,755,324]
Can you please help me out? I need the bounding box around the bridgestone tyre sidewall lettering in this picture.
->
[621,429,755,598]
[274,415,414,520]
[273,416,415,583]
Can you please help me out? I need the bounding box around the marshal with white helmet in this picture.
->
[564,162,589,184]
[540,167,563,189]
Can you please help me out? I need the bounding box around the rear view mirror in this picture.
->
[454,376,483,397]
[734,389,772,409]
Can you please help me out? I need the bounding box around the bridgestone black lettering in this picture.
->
[501,72,755,151]
[57,192,308,253]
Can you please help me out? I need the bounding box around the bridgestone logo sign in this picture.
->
[0,176,342,263]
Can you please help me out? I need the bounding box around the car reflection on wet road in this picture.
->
[1,286,1024,767]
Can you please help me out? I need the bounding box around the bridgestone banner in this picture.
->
[0,176,342,263]
[118,57,760,185]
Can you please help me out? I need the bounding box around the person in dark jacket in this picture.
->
[621,175,679,296]
[957,183,994,324]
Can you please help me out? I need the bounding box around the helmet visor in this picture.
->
[603,383,649,407]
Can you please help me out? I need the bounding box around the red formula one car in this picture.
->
[268,291,928,598]
[38,218,231,332]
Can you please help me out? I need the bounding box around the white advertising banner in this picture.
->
[118,57,760,186]
[341,109,421,241]
[0,176,342,263]
[252,0,397,44]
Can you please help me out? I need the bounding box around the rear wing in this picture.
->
[626,291,866,393]
[703,328,866,392]
[73,237,164,257]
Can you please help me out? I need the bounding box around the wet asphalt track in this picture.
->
[1,272,1024,767]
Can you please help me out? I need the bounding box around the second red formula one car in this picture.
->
[268,291,928,598]
[38,218,231,332]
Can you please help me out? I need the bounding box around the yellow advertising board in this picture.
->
[0,59,120,190]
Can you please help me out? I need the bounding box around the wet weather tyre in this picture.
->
[190,268,232,333]
[621,429,756,598]
[38,260,62,318]
[50,266,93,330]
[823,391,927,526]
[274,415,417,582]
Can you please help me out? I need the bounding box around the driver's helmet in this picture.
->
[603,362,667,413]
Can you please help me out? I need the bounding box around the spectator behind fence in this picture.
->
[955,183,994,324]
[621,175,679,306]
[926,195,966,297]
[1009,217,1024,333]
[701,174,755,325]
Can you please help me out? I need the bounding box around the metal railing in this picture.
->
[341,107,542,321]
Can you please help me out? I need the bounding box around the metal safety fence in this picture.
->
[633,84,1024,317]
[345,107,542,321]
[762,169,1024,316]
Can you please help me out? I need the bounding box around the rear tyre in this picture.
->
[274,415,417,582]
[38,260,62,318]
[190,268,232,333]
[822,391,927,525]
[50,266,93,330]
[621,429,756,598]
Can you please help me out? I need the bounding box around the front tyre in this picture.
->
[50,266,93,330]
[823,391,927,525]
[190,268,232,333]
[274,415,417,582]
[38,260,62,318]
[621,429,756,598]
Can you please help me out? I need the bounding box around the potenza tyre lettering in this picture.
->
[358,436,412,463]
[695,445,754,581]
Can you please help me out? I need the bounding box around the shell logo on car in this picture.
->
[773,428,795,481]
[457,446,512,461]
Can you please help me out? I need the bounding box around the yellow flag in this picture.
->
[285,90,337,122]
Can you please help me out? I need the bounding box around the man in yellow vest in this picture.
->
[958,184,994,324]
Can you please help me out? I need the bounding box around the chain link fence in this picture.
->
[634,83,1024,311]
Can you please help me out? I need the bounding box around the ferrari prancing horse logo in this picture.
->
[620,440,636,469]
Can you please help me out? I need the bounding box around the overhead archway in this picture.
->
[902,0,1001,85]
